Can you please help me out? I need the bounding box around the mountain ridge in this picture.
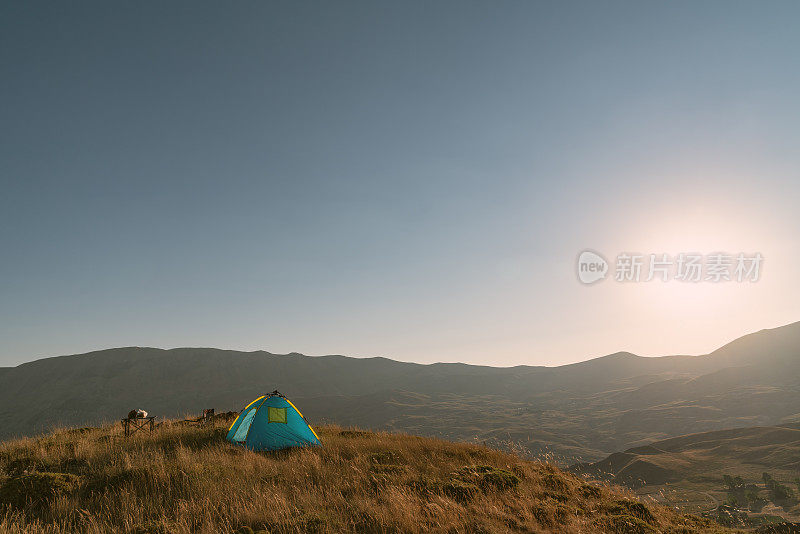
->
[0,321,798,465]
[10,316,798,371]
[6,318,798,384]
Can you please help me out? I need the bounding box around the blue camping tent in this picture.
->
[226,391,321,451]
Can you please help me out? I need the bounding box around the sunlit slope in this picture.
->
[0,419,733,533]
[574,425,800,487]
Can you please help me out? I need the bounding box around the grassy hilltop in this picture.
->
[0,419,737,534]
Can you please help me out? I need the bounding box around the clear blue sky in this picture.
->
[2,1,799,367]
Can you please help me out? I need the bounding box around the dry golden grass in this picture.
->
[0,419,736,533]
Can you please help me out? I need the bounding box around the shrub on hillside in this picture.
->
[454,465,521,490]
[763,472,796,504]
[602,499,657,526]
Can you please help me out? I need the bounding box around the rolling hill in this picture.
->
[1,321,799,465]
[572,425,800,520]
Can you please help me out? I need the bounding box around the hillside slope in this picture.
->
[0,419,735,533]
[572,425,800,521]
[1,321,799,463]
[575,426,800,486]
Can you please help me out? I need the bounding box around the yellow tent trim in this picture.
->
[286,398,321,442]
[228,395,266,431]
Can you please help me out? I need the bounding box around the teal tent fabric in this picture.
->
[226,392,321,451]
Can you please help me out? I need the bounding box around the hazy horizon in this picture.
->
[3,2,800,367]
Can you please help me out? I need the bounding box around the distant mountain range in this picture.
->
[1,321,799,465]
